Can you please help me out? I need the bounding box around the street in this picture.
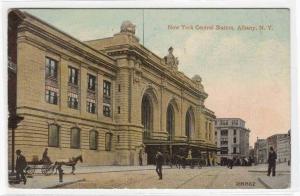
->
[60,166,278,189]
[9,163,290,189]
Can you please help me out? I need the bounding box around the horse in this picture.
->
[173,155,186,169]
[54,155,83,175]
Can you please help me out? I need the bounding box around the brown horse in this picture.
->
[54,155,83,175]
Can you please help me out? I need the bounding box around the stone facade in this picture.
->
[8,10,216,167]
[277,133,290,163]
[254,139,268,164]
[215,118,250,159]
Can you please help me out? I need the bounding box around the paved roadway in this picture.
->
[62,166,267,189]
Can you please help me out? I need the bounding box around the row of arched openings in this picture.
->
[141,91,194,141]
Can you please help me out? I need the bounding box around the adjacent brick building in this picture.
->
[8,10,216,166]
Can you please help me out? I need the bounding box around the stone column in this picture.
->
[60,57,69,113]
[80,65,88,115]
[97,71,104,119]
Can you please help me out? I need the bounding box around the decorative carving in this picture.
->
[164,47,179,70]
[120,20,136,35]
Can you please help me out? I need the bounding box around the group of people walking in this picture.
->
[154,146,278,180]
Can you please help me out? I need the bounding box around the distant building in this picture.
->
[215,118,250,159]
[254,130,291,164]
[254,138,268,164]
[249,146,254,159]
[267,134,286,152]
[277,130,291,163]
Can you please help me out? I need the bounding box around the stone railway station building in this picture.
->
[8,10,217,166]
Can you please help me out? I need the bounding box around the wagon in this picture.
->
[26,160,55,176]
[185,158,206,169]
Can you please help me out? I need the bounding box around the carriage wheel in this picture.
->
[41,165,49,175]
[47,165,55,175]
[198,160,202,169]
[26,166,35,175]
[190,160,194,169]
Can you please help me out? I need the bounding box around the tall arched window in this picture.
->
[167,104,175,141]
[185,112,191,140]
[89,130,98,150]
[185,108,195,141]
[70,127,80,149]
[105,133,112,151]
[141,95,153,138]
[48,124,59,147]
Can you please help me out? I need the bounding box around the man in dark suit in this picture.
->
[155,150,164,180]
[267,147,277,176]
[15,149,27,184]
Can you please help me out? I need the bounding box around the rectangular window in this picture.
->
[103,104,111,117]
[234,129,237,135]
[118,84,121,92]
[71,128,80,148]
[87,100,96,114]
[89,130,98,150]
[105,133,112,151]
[45,90,58,105]
[68,66,79,85]
[118,106,121,114]
[103,80,111,97]
[48,124,59,147]
[233,147,237,154]
[88,74,96,91]
[68,93,79,109]
[221,130,228,136]
[45,57,58,79]
[221,147,228,154]
[233,137,237,143]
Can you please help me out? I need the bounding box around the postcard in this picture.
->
[6,7,291,191]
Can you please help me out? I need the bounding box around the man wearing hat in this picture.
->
[15,149,27,184]
[155,149,164,180]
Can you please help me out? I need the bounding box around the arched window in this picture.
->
[185,112,191,140]
[48,124,59,147]
[167,104,175,141]
[141,94,153,139]
[105,133,112,151]
[70,127,80,148]
[89,130,98,150]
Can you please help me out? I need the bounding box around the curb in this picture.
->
[257,177,272,189]
[45,178,85,189]
[54,166,176,175]
[248,170,290,173]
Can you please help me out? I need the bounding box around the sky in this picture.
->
[24,9,290,146]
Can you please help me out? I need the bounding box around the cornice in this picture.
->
[17,20,118,74]
[105,45,208,100]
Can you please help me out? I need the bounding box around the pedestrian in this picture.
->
[267,146,277,176]
[155,149,164,180]
[139,149,143,166]
[15,149,27,184]
[42,148,51,163]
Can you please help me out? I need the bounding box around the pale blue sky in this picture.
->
[23,9,290,145]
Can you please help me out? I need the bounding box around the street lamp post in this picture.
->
[8,114,24,174]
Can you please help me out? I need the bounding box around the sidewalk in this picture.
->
[258,175,290,189]
[9,165,168,189]
[9,174,85,189]
[249,163,291,189]
[248,163,290,173]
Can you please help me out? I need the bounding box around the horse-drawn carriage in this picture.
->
[26,159,55,176]
[25,155,83,176]
[173,154,206,169]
